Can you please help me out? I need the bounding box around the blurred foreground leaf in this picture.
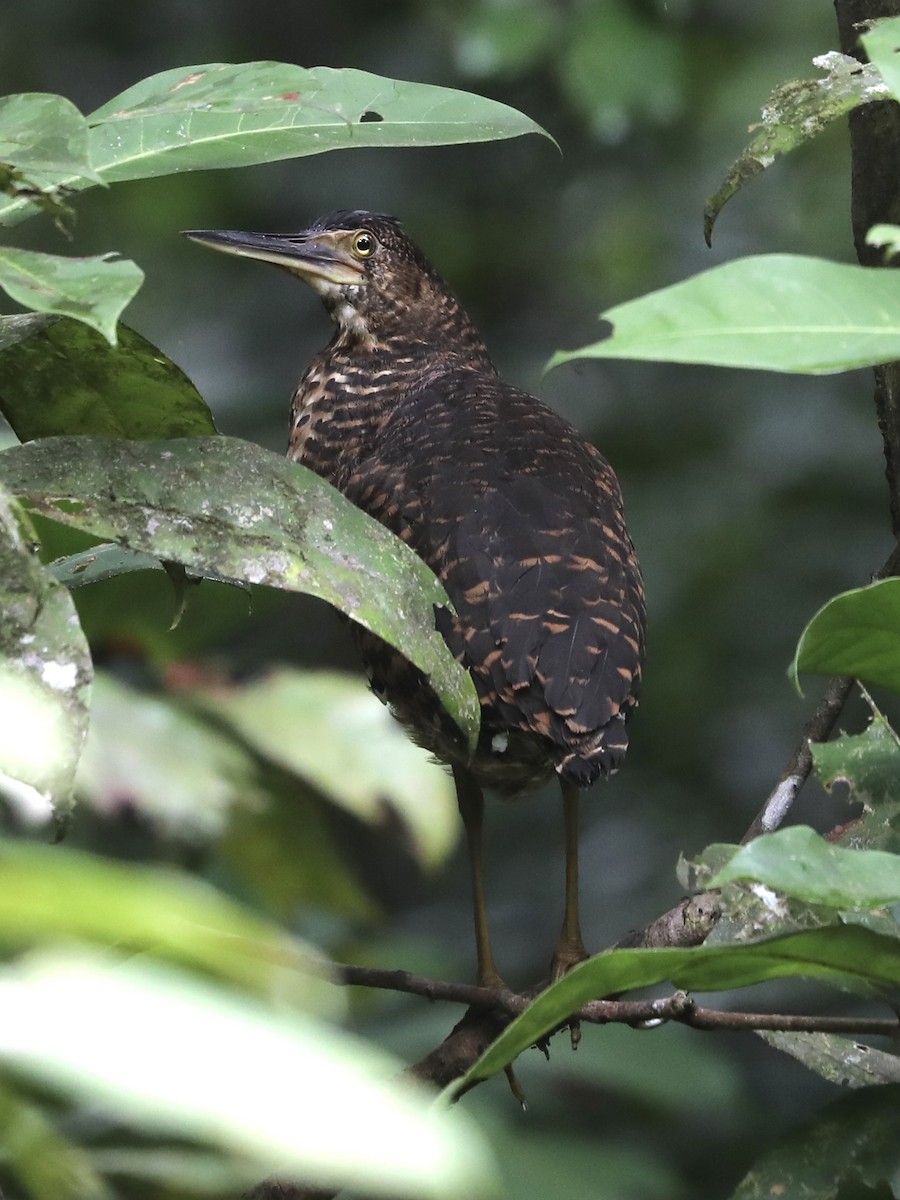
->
[0,435,480,748]
[704,53,888,242]
[792,578,900,695]
[550,256,900,374]
[730,1085,900,1200]
[0,249,142,344]
[0,316,216,440]
[197,669,458,868]
[0,1077,109,1200]
[451,926,900,1092]
[0,485,91,820]
[709,826,900,909]
[0,951,495,1199]
[0,840,331,1006]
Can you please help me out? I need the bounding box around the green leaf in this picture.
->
[730,1085,900,1200]
[812,716,900,855]
[0,485,92,819]
[792,578,900,694]
[862,15,900,103]
[75,671,263,842]
[0,63,550,225]
[549,256,900,375]
[0,92,101,194]
[450,926,900,1092]
[0,249,142,343]
[0,435,480,749]
[0,839,332,1006]
[0,315,216,440]
[0,951,495,1199]
[704,54,888,243]
[0,1076,110,1200]
[709,826,900,909]
[194,669,459,869]
[758,1030,900,1088]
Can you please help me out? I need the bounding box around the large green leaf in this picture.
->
[812,716,900,856]
[195,669,459,869]
[704,54,887,242]
[730,1085,900,1200]
[862,15,900,103]
[0,951,495,1199]
[0,63,549,225]
[450,926,900,1092]
[0,485,92,818]
[792,578,900,694]
[0,435,480,748]
[0,315,216,439]
[0,248,142,343]
[709,826,900,909]
[549,255,900,375]
[758,1030,900,1088]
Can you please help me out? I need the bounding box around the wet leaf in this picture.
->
[709,826,900,909]
[0,484,91,820]
[704,53,888,242]
[0,249,142,343]
[0,316,216,440]
[549,255,900,375]
[0,435,480,749]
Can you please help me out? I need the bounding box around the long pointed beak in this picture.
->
[181,228,364,285]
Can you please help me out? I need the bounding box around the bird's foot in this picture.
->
[550,936,591,1050]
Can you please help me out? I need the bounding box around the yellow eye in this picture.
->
[351,230,376,258]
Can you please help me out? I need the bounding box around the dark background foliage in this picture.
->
[2,3,891,1196]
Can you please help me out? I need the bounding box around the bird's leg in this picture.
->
[452,766,504,989]
[551,778,590,981]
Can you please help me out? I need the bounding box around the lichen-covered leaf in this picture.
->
[758,1031,900,1089]
[0,249,142,344]
[550,255,900,375]
[812,716,900,855]
[704,53,889,242]
[0,484,91,819]
[730,1085,900,1200]
[0,316,217,440]
[0,436,480,749]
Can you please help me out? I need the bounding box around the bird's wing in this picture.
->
[342,372,645,777]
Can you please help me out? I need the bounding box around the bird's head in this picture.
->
[183,210,479,351]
